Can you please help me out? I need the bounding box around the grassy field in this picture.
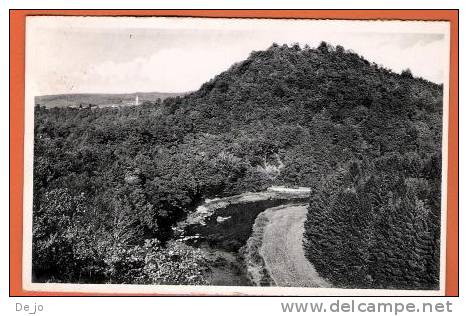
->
[260,205,331,288]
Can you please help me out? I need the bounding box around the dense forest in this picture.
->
[33,42,442,288]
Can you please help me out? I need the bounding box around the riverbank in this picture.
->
[176,187,311,285]
[179,187,311,252]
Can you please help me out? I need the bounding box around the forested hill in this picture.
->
[33,42,443,288]
[162,41,442,188]
[165,42,441,134]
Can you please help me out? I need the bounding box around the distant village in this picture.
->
[34,95,163,110]
[35,92,185,109]
[67,95,141,109]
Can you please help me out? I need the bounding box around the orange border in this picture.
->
[9,9,459,297]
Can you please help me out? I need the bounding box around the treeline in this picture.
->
[33,42,442,287]
[303,154,441,289]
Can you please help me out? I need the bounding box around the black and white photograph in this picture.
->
[23,16,450,295]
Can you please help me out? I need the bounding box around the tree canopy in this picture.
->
[33,42,442,288]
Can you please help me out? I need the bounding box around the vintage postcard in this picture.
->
[22,16,451,295]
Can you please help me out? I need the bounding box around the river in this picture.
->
[178,187,329,287]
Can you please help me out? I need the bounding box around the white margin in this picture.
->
[22,16,451,296]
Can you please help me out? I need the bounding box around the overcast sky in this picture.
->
[26,17,450,95]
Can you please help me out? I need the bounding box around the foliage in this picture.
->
[303,154,441,289]
[33,42,442,287]
[103,239,208,285]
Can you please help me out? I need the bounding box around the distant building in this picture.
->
[135,95,139,106]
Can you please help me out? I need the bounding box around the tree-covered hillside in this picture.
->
[33,42,442,288]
